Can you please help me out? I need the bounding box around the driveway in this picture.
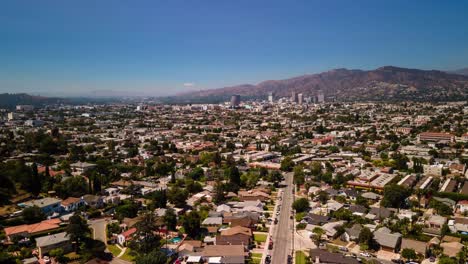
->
[88,218,109,245]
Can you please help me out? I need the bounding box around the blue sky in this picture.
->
[1,0,468,96]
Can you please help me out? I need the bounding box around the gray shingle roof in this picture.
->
[35,232,69,247]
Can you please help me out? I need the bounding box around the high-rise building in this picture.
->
[230,94,241,107]
[268,92,275,103]
[298,93,304,104]
[291,92,298,103]
[317,90,325,103]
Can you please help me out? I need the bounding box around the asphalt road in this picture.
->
[271,172,294,264]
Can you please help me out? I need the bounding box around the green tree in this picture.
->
[49,248,67,263]
[358,227,376,250]
[132,212,161,254]
[116,200,140,218]
[240,171,260,189]
[225,166,241,186]
[30,163,41,196]
[438,256,457,264]
[292,198,310,213]
[164,208,177,231]
[293,165,305,185]
[135,249,167,264]
[381,184,411,208]
[81,238,107,261]
[186,179,203,194]
[167,186,188,208]
[213,183,226,204]
[22,206,45,224]
[188,167,204,180]
[280,156,294,172]
[311,227,325,247]
[150,189,167,209]
[182,211,201,239]
[317,191,329,204]
[310,162,322,176]
[401,248,417,260]
[267,171,282,186]
[66,215,91,251]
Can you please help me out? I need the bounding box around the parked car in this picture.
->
[360,252,371,258]
[268,240,273,250]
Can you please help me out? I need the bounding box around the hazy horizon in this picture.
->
[1,1,468,96]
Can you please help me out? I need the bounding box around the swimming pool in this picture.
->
[170,237,182,244]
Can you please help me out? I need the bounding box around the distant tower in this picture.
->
[298,93,304,105]
[268,92,275,103]
[291,92,298,103]
[317,90,325,103]
[230,94,241,108]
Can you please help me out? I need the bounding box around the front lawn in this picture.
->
[120,248,136,262]
[295,251,307,264]
[254,233,267,243]
[251,252,262,259]
[107,244,121,256]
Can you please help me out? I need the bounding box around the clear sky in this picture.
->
[1,0,468,96]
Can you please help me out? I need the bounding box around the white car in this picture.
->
[360,252,371,258]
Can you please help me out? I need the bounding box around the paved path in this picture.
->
[116,247,127,258]
[271,172,294,264]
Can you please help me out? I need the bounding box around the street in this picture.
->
[270,172,294,264]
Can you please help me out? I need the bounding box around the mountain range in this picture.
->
[450,68,468,76]
[164,66,468,103]
[0,93,66,109]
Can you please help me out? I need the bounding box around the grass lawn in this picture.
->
[295,251,307,264]
[120,248,136,262]
[251,253,263,259]
[248,258,261,264]
[254,233,268,243]
[107,244,121,256]
[64,252,80,261]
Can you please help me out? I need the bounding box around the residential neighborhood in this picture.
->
[0,99,467,264]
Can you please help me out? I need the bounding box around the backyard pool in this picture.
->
[170,237,182,244]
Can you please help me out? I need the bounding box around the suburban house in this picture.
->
[61,197,85,213]
[117,227,137,246]
[457,200,468,213]
[201,245,248,264]
[70,162,97,175]
[216,226,252,248]
[373,227,402,252]
[21,198,62,216]
[309,249,359,264]
[83,194,104,208]
[238,190,269,202]
[341,224,362,242]
[35,232,72,258]
[400,238,427,256]
[427,215,447,229]
[4,219,62,241]
[177,240,203,257]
